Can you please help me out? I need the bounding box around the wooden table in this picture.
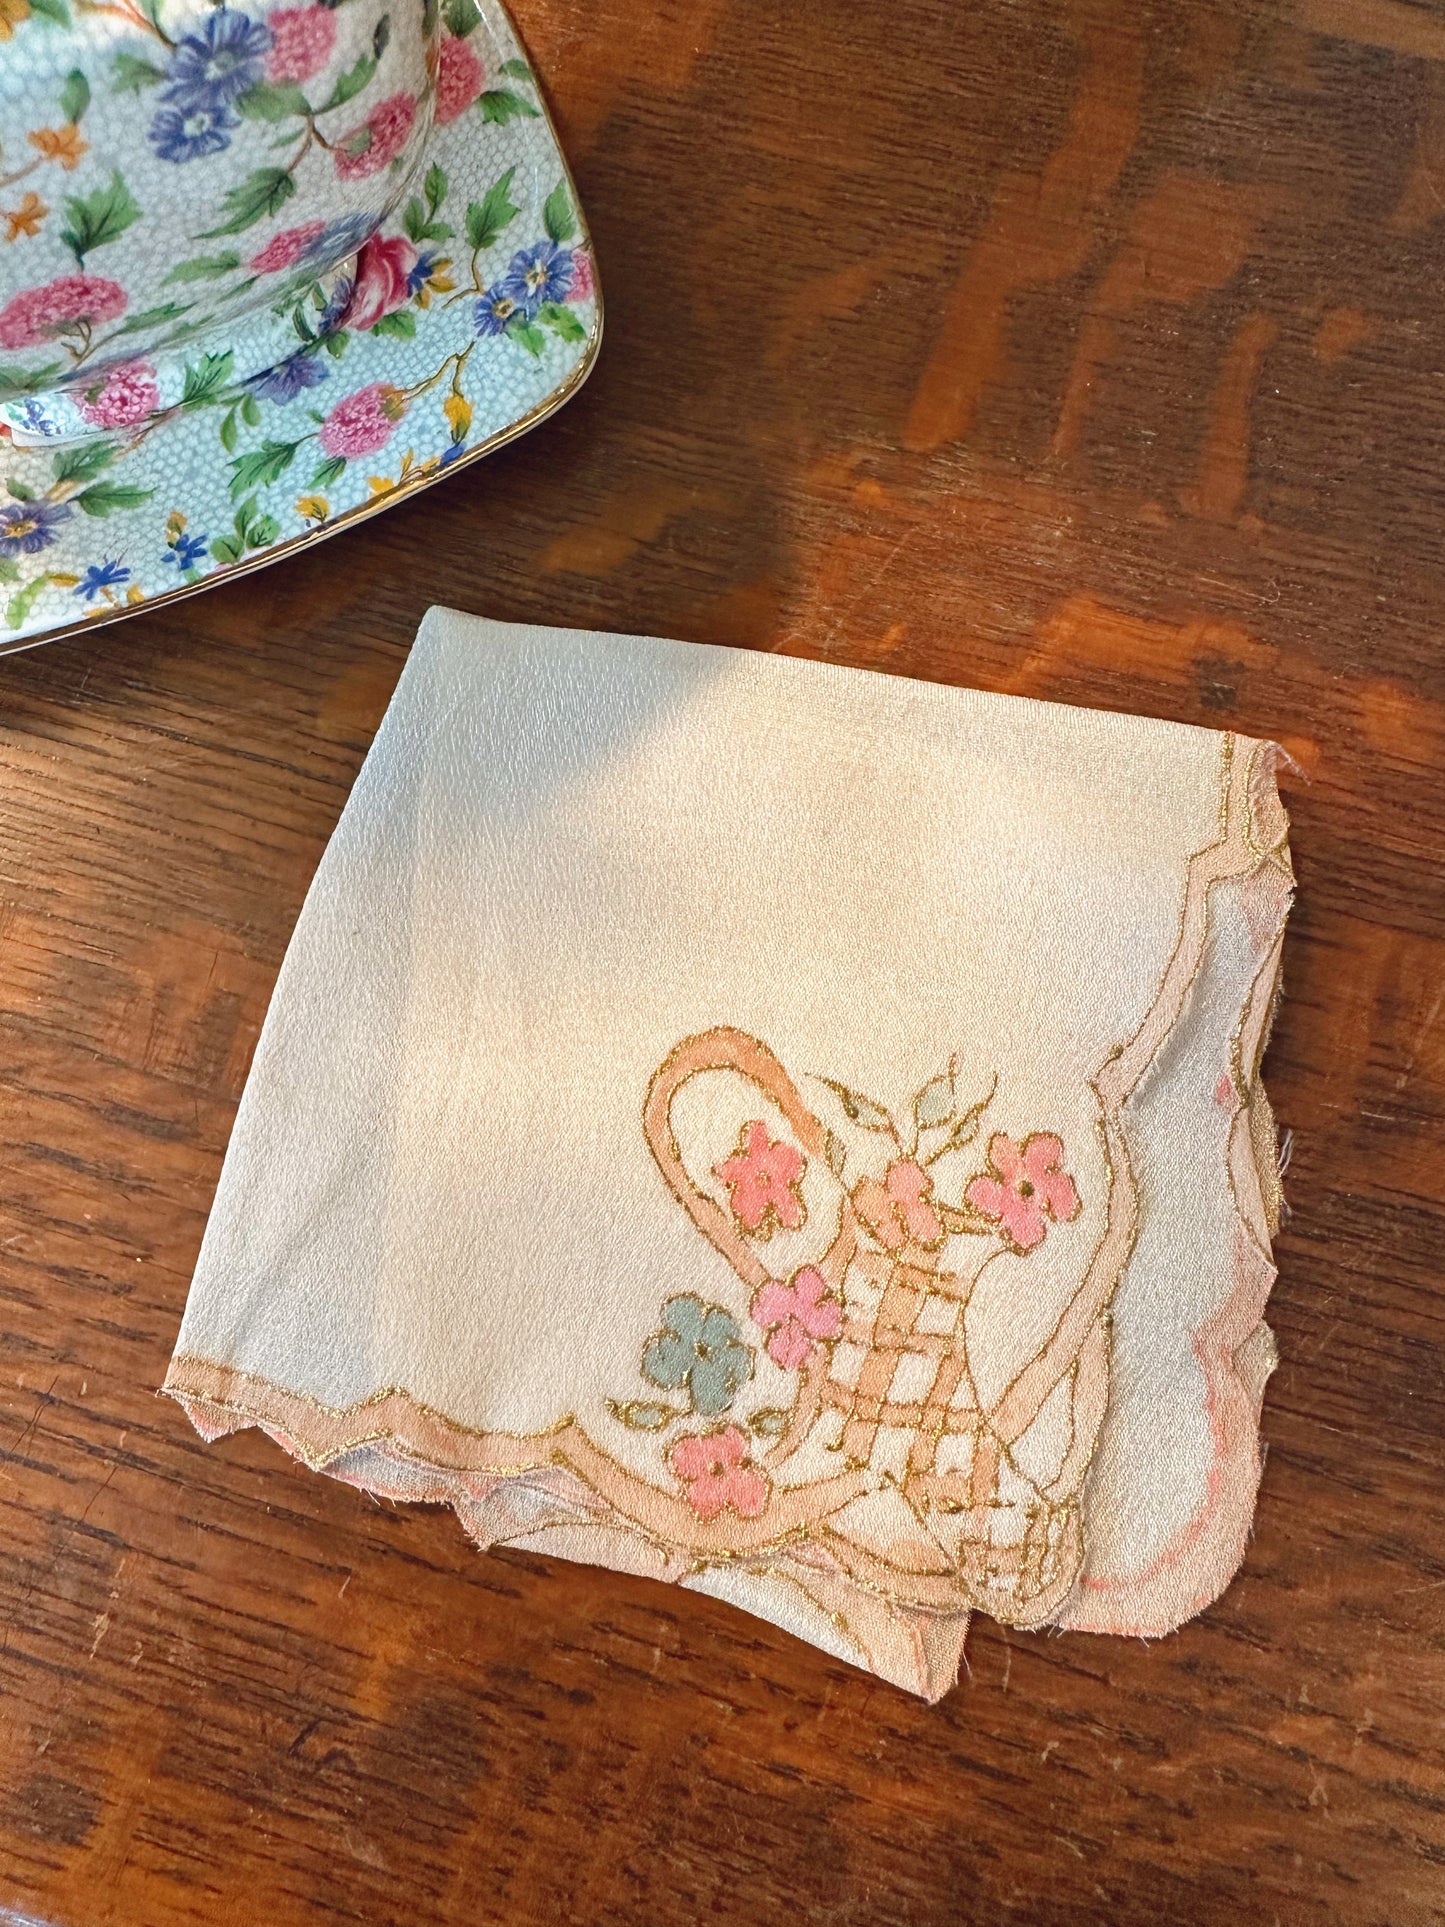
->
[2,2,1443,1922]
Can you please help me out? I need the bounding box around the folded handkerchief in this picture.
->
[165,610,1294,1699]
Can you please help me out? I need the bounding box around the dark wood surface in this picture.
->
[3,2,1444,1922]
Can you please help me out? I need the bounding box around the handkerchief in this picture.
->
[165,610,1294,1700]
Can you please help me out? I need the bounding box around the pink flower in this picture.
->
[751,1265,842,1371]
[266,4,336,82]
[249,221,327,274]
[713,1120,806,1239]
[669,1426,770,1521]
[567,248,595,302]
[851,1158,944,1252]
[317,381,406,458]
[965,1134,1081,1253]
[0,275,126,350]
[341,233,417,332]
[334,91,417,181]
[435,32,484,124]
[75,361,159,429]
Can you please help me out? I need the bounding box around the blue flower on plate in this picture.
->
[75,559,131,602]
[304,213,379,269]
[475,287,523,336]
[316,274,355,338]
[498,241,575,318]
[0,497,72,558]
[149,98,239,163]
[406,248,442,298]
[245,349,328,404]
[162,530,209,570]
[162,8,272,109]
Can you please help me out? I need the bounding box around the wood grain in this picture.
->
[2,1,1444,1922]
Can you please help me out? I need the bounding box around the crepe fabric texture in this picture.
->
[165,610,1295,1699]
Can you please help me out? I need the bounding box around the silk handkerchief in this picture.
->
[165,609,1294,1700]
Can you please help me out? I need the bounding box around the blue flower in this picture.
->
[149,98,239,163]
[641,1295,753,1418]
[406,249,441,298]
[0,497,72,558]
[475,287,523,336]
[305,213,378,268]
[245,349,328,404]
[163,531,209,570]
[162,8,271,109]
[75,558,131,602]
[498,241,575,318]
[439,439,467,468]
[316,274,355,338]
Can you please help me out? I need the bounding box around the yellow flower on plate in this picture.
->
[29,125,89,170]
[443,391,472,442]
[295,495,330,525]
[0,0,32,39]
[2,191,47,242]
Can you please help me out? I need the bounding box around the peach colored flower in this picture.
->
[28,125,88,170]
[713,1120,806,1238]
[75,361,159,429]
[669,1426,770,1521]
[851,1158,944,1252]
[435,32,484,124]
[965,1133,1080,1253]
[266,4,336,82]
[334,92,417,181]
[0,274,125,349]
[249,221,327,274]
[341,233,416,331]
[567,248,594,302]
[751,1265,842,1371]
[317,381,406,458]
[2,192,47,242]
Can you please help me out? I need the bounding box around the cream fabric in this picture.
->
[165,609,1294,1699]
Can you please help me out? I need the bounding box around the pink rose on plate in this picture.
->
[965,1133,1081,1253]
[751,1265,843,1371]
[317,381,406,459]
[435,33,484,124]
[669,1427,771,1522]
[75,361,160,429]
[567,248,595,302]
[249,221,327,274]
[334,92,417,181]
[0,275,126,350]
[341,233,417,332]
[266,4,337,82]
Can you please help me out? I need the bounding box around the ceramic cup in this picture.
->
[0,0,437,439]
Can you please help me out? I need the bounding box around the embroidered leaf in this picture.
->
[933,1075,998,1157]
[322,52,376,111]
[237,80,312,122]
[824,1131,849,1181]
[60,69,91,125]
[606,1399,675,1432]
[112,50,166,93]
[227,438,302,499]
[442,0,481,34]
[748,1408,791,1438]
[818,1077,895,1134]
[309,454,348,489]
[538,300,585,343]
[464,167,519,251]
[164,252,242,284]
[542,182,576,245]
[73,481,155,517]
[914,1067,955,1132]
[369,309,416,339]
[500,56,532,80]
[60,171,141,263]
[180,351,236,406]
[0,364,63,399]
[200,167,296,238]
[52,440,116,485]
[479,87,540,124]
[505,315,547,357]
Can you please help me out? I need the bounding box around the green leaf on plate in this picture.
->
[240,392,262,427]
[424,162,447,216]
[60,170,141,263]
[0,364,63,399]
[52,439,116,485]
[112,50,166,92]
[542,182,575,245]
[237,80,311,122]
[6,576,56,630]
[74,480,155,517]
[219,407,239,453]
[322,51,375,111]
[369,309,415,338]
[164,252,242,285]
[479,88,540,125]
[199,167,296,238]
[0,559,18,585]
[228,438,302,499]
[442,0,481,34]
[309,454,347,489]
[464,165,518,250]
[7,480,36,503]
[180,350,236,406]
[116,300,192,335]
[499,57,532,80]
[504,315,546,356]
[28,0,70,23]
[59,69,91,124]
[538,300,585,343]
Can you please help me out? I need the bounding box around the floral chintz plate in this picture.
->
[0,0,601,651]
